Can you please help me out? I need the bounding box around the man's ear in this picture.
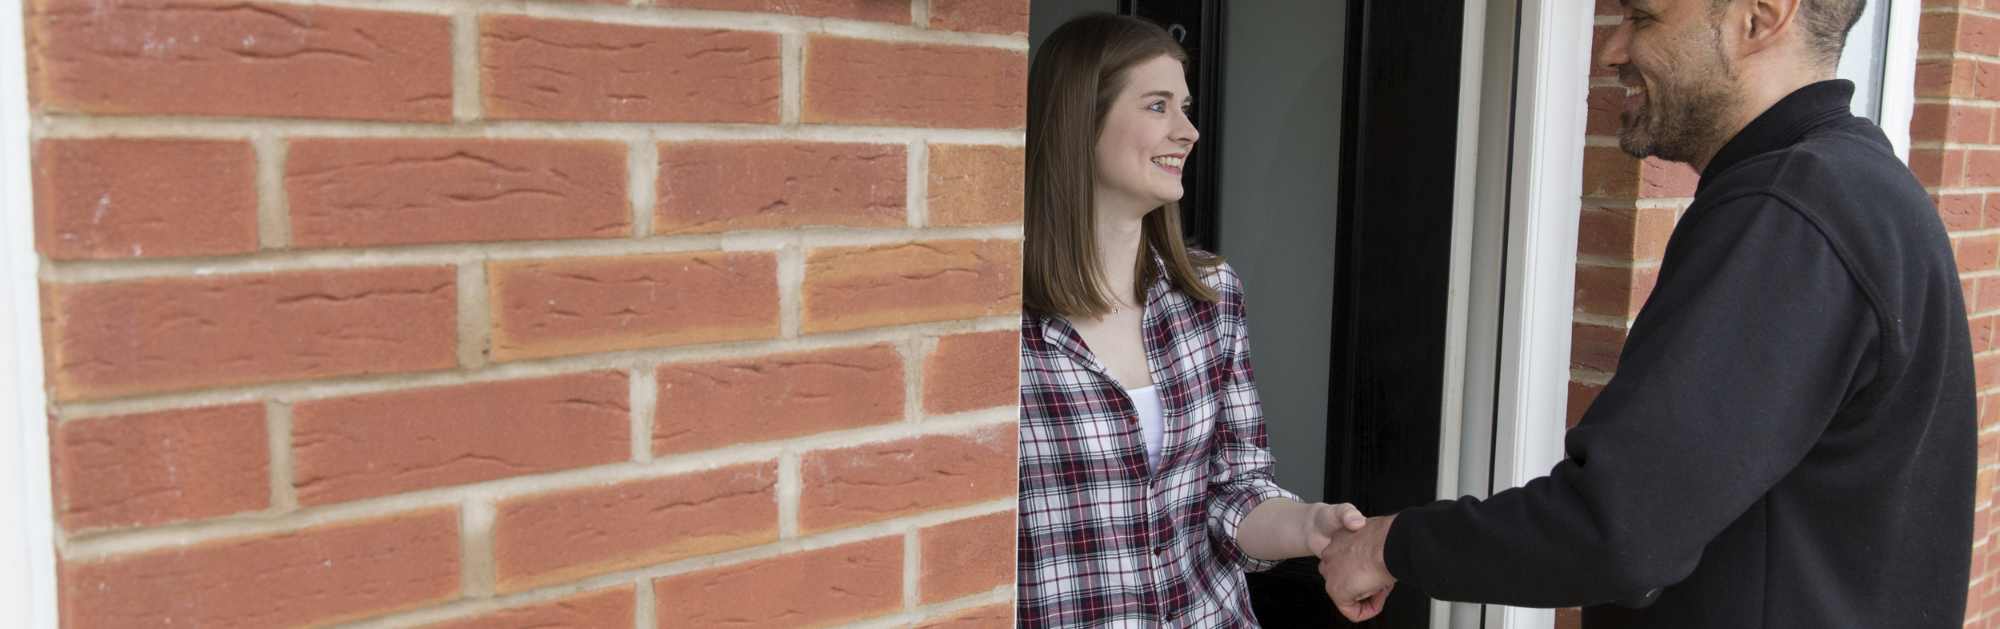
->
[1740,0,1804,56]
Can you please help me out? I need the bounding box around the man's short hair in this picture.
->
[1716,0,1867,68]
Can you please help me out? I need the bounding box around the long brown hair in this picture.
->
[1024,12,1222,318]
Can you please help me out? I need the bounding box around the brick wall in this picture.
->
[1567,1,1997,627]
[27,0,1027,628]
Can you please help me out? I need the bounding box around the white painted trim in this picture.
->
[1879,0,1920,162]
[0,0,58,623]
[1434,0,1491,625]
[1478,0,1591,627]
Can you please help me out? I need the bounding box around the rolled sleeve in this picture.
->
[1204,273,1301,572]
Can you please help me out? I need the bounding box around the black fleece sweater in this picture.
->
[1383,81,1977,627]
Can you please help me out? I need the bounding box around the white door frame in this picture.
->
[0,0,58,624]
[1438,0,1591,627]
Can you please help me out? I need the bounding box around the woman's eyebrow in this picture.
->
[1139,90,1179,101]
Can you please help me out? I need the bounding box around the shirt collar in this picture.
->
[1698,79,1857,193]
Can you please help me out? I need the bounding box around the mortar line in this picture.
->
[34,115,1027,146]
[911,0,930,29]
[39,224,1023,285]
[782,32,805,125]
[460,500,498,598]
[904,526,922,612]
[908,141,929,228]
[778,450,803,540]
[629,140,659,237]
[457,262,492,370]
[266,401,300,512]
[630,367,658,463]
[902,336,930,423]
[452,12,484,123]
[778,243,806,338]
[634,577,658,629]
[252,134,292,250]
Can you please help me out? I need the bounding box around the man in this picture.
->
[1317,0,1977,626]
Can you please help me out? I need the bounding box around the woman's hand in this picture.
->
[1305,502,1369,556]
[1238,498,1368,561]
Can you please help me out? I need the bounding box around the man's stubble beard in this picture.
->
[1617,22,1742,166]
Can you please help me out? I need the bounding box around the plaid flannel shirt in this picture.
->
[1017,258,1299,629]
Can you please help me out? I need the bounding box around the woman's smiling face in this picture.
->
[1093,54,1199,220]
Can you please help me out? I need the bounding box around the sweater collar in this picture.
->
[1697,79,1857,194]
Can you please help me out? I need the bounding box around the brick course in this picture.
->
[31,0,1022,626]
[34,138,258,259]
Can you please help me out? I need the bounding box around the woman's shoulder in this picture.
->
[1184,249,1244,298]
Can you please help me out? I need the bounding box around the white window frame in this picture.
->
[1880,0,1921,163]
[0,0,57,624]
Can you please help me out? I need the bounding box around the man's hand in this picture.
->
[1318,514,1398,622]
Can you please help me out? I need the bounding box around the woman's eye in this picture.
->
[1148,102,1167,113]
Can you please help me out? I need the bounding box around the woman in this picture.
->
[1018,13,1386,628]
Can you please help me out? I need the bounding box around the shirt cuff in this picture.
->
[1384,506,1421,584]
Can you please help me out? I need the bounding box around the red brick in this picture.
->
[417,587,634,629]
[1979,352,2000,392]
[1556,608,1584,629]
[1977,315,1997,353]
[1962,234,2000,272]
[1585,86,1625,137]
[1959,106,1996,144]
[1910,148,1965,187]
[42,267,457,401]
[1595,0,1620,14]
[61,509,460,629]
[929,0,1031,35]
[1577,205,1675,260]
[1573,263,1659,319]
[652,0,910,22]
[1912,58,1968,98]
[1981,277,2000,313]
[800,425,1016,533]
[918,604,1014,629]
[1567,380,1605,429]
[495,463,777,592]
[653,537,902,629]
[924,330,1018,416]
[802,239,1021,334]
[288,139,630,248]
[656,345,903,455]
[1977,61,2000,101]
[34,138,257,260]
[1941,193,1986,231]
[1968,13,2000,56]
[28,0,451,121]
[928,144,1025,227]
[1972,150,2000,187]
[1582,147,1694,199]
[488,252,779,362]
[655,142,906,235]
[920,511,1014,603]
[1923,10,1965,53]
[1569,321,1627,375]
[292,372,630,506]
[482,16,779,123]
[803,36,1026,129]
[1912,102,1951,142]
[52,404,267,531]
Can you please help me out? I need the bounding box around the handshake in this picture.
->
[1310,503,1398,623]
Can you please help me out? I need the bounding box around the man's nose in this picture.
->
[1598,21,1632,75]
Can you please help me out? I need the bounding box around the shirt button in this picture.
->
[1153,545,1166,556]
[1127,415,1139,424]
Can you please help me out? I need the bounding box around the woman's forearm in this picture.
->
[1237,497,1367,561]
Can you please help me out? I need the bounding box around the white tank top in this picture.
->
[1128,385,1165,471]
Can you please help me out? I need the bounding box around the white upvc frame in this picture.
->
[1438,0,1592,628]
[0,0,56,625]
[1881,0,1922,162]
